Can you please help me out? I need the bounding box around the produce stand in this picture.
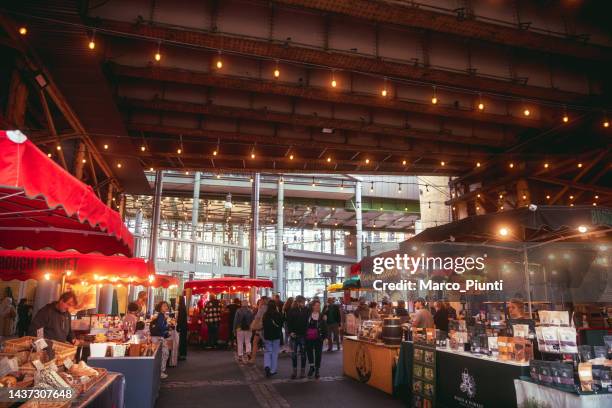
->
[343,336,399,395]
[87,343,161,408]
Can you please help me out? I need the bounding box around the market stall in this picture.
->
[343,335,400,395]
[184,277,273,344]
[0,130,133,257]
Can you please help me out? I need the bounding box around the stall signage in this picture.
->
[354,343,372,382]
[0,255,78,276]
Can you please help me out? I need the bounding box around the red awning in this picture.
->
[0,249,179,287]
[184,278,273,294]
[0,130,133,256]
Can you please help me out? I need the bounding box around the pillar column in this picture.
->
[106,183,114,207]
[134,209,143,258]
[192,172,201,266]
[355,181,363,261]
[276,177,284,297]
[249,174,260,279]
[149,171,163,263]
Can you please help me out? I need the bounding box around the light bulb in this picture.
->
[56,145,61,151]
[274,68,280,78]
[544,163,549,168]
[155,52,161,62]
[577,163,583,168]
[150,167,154,171]
[213,150,218,156]
[117,163,122,168]
[431,96,438,105]
[546,195,550,199]
[476,162,481,167]
[402,160,407,165]
[562,115,569,123]
[440,161,445,166]
[82,159,86,164]
[604,120,610,128]
[47,153,52,158]
[289,154,294,160]
[88,40,95,50]
[18,27,27,36]
[331,79,337,88]
[251,152,255,159]
[381,89,387,97]
[477,102,484,111]
[498,227,509,237]
[216,59,223,69]
[141,145,146,152]
[327,157,331,163]
[523,109,530,116]
[365,158,370,164]
[103,144,108,150]
[509,163,514,168]
[177,148,182,154]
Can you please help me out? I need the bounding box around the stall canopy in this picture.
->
[184,278,273,294]
[406,205,612,244]
[0,249,176,288]
[0,130,133,257]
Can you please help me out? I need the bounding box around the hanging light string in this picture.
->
[9,10,612,115]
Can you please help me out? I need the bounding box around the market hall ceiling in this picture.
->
[2,0,611,196]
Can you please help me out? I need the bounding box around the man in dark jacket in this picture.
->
[204,295,222,349]
[233,300,254,363]
[28,292,77,343]
[323,297,342,351]
[286,295,309,379]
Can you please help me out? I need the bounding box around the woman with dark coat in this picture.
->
[262,300,283,377]
[305,299,327,379]
[177,295,189,361]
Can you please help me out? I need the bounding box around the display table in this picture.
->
[88,345,161,408]
[343,336,400,395]
[395,342,530,408]
[514,379,610,408]
[70,371,125,408]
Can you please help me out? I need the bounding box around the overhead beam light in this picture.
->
[431,86,438,105]
[577,225,588,234]
[18,26,27,36]
[498,227,509,237]
[154,41,162,62]
[88,30,96,50]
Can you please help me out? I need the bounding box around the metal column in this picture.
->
[276,177,284,297]
[192,171,201,267]
[148,170,163,315]
[249,173,260,279]
[355,180,363,261]
[134,209,143,258]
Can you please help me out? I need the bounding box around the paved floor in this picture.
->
[157,346,404,408]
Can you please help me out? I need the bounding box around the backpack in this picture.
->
[239,311,250,330]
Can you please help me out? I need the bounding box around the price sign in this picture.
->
[63,358,74,370]
[32,359,45,371]
[36,327,44,339]
[34,338,48,352]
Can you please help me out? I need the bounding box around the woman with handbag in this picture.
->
[249,297,268,363]
[262,300,283,377]
[304,299,327,379]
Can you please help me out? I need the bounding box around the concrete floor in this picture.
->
[157,346,404,408]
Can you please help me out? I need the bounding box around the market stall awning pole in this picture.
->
[276,176,284,298]
[149,170,163,263]
[355,180,363,261]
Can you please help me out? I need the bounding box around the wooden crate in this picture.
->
[3,337,76,366]
[71,367,107,395]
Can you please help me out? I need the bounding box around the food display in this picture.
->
[358,320,383,343]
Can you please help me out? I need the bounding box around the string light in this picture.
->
[47,153,52,158]
[509,162,514,168]
[150,167,154,171]
[397,184,402,194]
[402,160,407,166]
[544,162,549,168]
[476,162,481,168]
[477,93,484,111]
[431,86,438,105]
[103,144,108,150]
[88,30,96,50]
[577,163,583,168]
[82,158,86,164]
[569,195,574,200]
[327,157,332,163]
[18,26,27,36]
[370,182,374,193]
[177,148,182,154]
[365,158,370,164]
[604,119,610,128]
[154,41,162,62]
[216,51,223,69]
[289,154,294,160]
[56,145,61,151]
[140,145,146,152]
[312,177,316,187]
[251,152,256,159]
[562,114,569,123]
[117,163,122,168]
[523,108,530,116]
[440,161,445,166]
[331,70,337,88]
[546,195,550,200]
[213,149,218,156]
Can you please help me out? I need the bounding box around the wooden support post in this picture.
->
[7,70,28,127]
[39,89,68,169]
[106,183,115,207]
[74,142,86,180]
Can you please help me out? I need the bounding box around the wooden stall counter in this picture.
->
[343,336,400,395]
